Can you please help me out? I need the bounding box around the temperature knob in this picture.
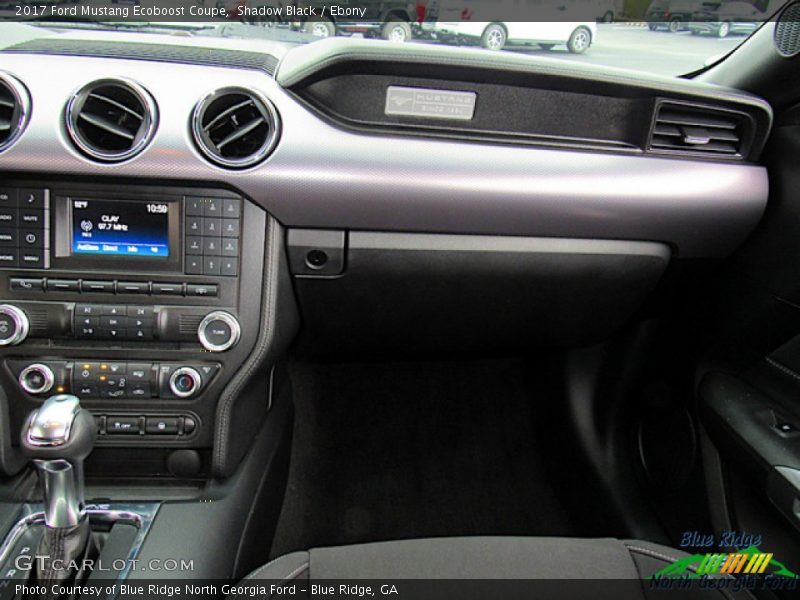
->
[19,364,55,395]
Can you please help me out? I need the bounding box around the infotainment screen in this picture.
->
[71,198,171,258]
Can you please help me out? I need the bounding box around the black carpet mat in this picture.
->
[269,358,574,557]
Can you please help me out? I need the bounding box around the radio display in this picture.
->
[71,198,171,258]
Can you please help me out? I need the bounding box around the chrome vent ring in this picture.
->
[191,88,280,169]
[0,72,31,154]
[66,79,157,162]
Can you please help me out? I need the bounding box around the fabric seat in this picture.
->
[236,537,755,599]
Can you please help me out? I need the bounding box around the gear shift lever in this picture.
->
[21,395,96,592]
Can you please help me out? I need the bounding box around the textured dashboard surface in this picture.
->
[0,45,771,258]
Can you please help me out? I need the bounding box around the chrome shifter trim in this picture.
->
[33,459,84,528]
[26,394,81,447]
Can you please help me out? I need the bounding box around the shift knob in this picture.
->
[21,395,96,528]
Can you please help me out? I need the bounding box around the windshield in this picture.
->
[0,0,788,77]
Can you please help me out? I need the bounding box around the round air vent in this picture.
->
[0,72,31,154]
[66,79,157,162]
[192,88,280,169]
[775,1,800,57]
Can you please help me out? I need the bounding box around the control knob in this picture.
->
[0,304,29,346]
[197,311,241,352]
[169,367,202,399]
[19,363,55,395]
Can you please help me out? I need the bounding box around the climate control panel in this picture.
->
[6,359,220,400]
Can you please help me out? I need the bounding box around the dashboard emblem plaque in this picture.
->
[385,86,476,121]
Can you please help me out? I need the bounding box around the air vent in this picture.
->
[192,88,280,169]
[0,72,30,154]
[649,102,750,159]
[66,79,157,162]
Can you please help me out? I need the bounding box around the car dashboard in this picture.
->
[0,34,772,485]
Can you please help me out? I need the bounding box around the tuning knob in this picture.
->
[197,311,240,352]
[0,304,29,346]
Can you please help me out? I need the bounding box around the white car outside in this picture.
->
[432,21,597,53]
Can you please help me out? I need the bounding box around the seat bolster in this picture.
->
[243,550,310,581]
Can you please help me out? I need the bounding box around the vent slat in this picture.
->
[0,97,14,109]
[657,111,737,130]
[0,118,10,132]
[652,138,738,154]
[215,116,265,151]
[78,112,136,141]
[87,92,144,121]
[650,102,745,158]
[204,99,254,133]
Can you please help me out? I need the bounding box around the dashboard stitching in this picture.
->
[213,216,279,475]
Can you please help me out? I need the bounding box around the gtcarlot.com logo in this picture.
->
[13,555,195,573]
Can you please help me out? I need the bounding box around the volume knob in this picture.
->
[197,311,240,352]
[0,304,30,346]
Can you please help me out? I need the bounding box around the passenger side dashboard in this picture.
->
[0,35,774,481]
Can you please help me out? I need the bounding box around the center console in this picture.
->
[0,180,269,477]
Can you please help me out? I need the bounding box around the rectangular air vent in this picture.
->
[649,102,750,159]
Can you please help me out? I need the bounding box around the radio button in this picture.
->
[20,250,44,268]
[0,209,17,227]
[0,229,17,246]
[19,210,44,226]
[127,306,153,318]
[0,250,17,267]
[100,328,124,340]
[49,279,80,292]
[75,326,97,339]
[203,217,221,236]
[222,219,240,238]
[203,256,221,276]
[10,278,44,291]
[100,316,125,328]
[185,197,203,216]
[81,280,114,293]
[202,237,222,256]
[102,305,126,316]
[0,188,17,206]
[75,316,99,328]
[186,236,203,255]
[186,284,218,297]
[186,217,202,235]
[116,281,149,295]
[203,198,223,216]
[221,239,239,257]
[20,229,43,247]
[152,282,184,296]
[221,258,238,277]
[18,189,44,209]
[128,327,153,340]
[186,256,203,275]
[76,304,99,316]
[222,199,241,218]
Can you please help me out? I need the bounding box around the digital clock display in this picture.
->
[71,198,171,258]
